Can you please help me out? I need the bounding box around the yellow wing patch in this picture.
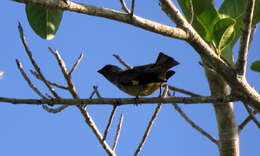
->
[131,80,139,85]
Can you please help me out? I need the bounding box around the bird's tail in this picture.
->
[154,52,179,70]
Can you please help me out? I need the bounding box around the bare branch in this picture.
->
[166,84,200,97]
[50,48,79,99]
[119,0,130,14]
[18,23,60,99]
[68,53,84,76]
[243,103,260,128]
[112,113,124,151]
[16,59,46,99]
[172,103,218,145]
[93,85,102,98]
[159,0,260,112]
[130,0,135,16]
[14,0,188,40]
[49,48,115,155]
[236,0,256,75]
[30,70,68,90]
[0,95,240,106]
[239,110,258,132]
[78,107,116,156]
[89,90,96,99]
[134,86,168,156]
[42,104,68,113]
[113,54,133,69]
[103,106,118,141]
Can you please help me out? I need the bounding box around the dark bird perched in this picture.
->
[98,52,179,97]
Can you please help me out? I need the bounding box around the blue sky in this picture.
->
[0,0,259,156]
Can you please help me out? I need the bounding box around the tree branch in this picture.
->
[103,105,118,141]
[172,103,218,145]
[159,0,260,113]
[166,84,200,97]
[0,95,239,106]
[69,53,84,76]
[18,23,60,99]
[134,86,168,156]
[30,70,68,90]
[236,0,255,75]
[49,48,115,155]
[113,54,133,69]
[14,0,188,40]
[16,60,46,99]
[112,113,124,151]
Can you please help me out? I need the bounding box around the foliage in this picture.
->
[177,0,260,67]
[26,4,63,40]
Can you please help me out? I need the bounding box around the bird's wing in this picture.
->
[118,69,165,86]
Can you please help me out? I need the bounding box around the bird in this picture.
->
[98,52,179,97]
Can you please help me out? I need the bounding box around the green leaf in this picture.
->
[251,61,260,72]
[253,0,260,24]
[212,18,236,55]
[26,4,63,40]
[220,44,234,67]
[177,0,220,41]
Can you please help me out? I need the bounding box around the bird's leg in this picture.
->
[158,83,162,98]
[134,85,142,106]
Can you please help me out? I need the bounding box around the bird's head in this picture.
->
[98,64,122,75]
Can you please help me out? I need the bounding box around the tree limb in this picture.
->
[112,113,124,151]
[236,0,255,75]
[18,23,60,99]
[0,95,240,106]
[159,0,260,113]
[172,103,218,145]
[134,86,168,156]
[14,0,188,40]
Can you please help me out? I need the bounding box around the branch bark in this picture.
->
[236,0,255,75]
[0,95,239,106]
[14,0,188,40]
[205,70,239,156]
[159,0,260,113]
[14,0,260,113]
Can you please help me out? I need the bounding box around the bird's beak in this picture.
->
[97,69,103,74]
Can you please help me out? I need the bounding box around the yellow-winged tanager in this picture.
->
[98,52,179,97]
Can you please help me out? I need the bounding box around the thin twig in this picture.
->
[236,0,255,75]
[82,88,96,109]
[243,103,260,128]
[50,48,79,98]
[103,105,118,141]
[30,70,68,90]
[130,0,135,16]
[134,86,168,156]
[239,113,255,131]
[16,59,46,99]
[89,90,96,99]
[78,107,116,156]
[112,113,124,151]
[172,103,218,145]
[119,0,131,14]
[93,85,102,98]
[113,54,133,69]
[0,95,240,106]
[50,48,114,155]
[69,53,84,76]
[166,84,200,97]
[18,23,60,99]
[42,104,68,113]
